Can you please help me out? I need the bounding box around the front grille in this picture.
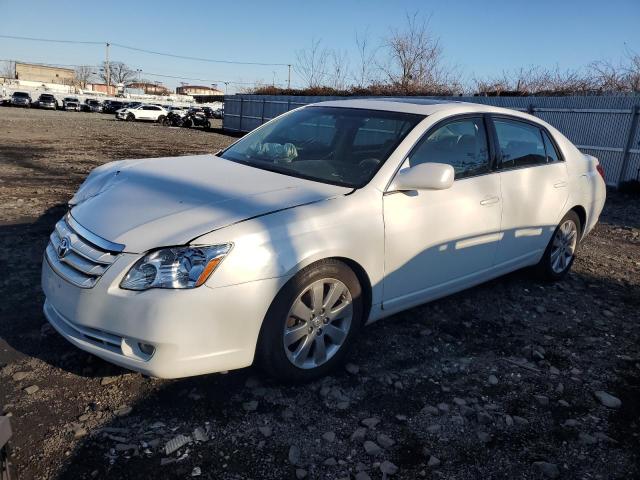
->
[45,216,119,288]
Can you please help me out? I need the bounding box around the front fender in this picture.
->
[194,189,385,305]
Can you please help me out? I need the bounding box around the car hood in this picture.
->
[69,154,350,253]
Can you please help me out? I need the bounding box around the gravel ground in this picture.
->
[0,107,638,480]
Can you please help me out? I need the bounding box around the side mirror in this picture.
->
[389,162,455,191]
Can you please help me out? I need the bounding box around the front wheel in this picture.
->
[537,210,581,280]
[257,259,363,382]
[126,113,135,121]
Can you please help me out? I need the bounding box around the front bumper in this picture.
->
[42,252,286,378]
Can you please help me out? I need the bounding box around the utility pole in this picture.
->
[287,64,291,89]
[105,42,111,92]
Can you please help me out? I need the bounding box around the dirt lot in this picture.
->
[0,107,639,480]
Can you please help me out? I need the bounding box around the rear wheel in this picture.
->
[157,115,166,124]
[537,210,581,280]
[257,259,363,382]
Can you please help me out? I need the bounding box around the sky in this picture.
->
[0,0,638,94]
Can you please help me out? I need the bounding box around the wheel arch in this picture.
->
[282,255,374,325]
[568,205,587,238]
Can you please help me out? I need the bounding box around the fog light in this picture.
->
[138,343,155,356]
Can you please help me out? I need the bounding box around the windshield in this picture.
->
[13,92,29,97]
[221,106,423,188]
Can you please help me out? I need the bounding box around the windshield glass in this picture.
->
[13,92,29,97]
[221,106,423,188]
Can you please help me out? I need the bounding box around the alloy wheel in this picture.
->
[550,219,578,273]
[283,278,353,369]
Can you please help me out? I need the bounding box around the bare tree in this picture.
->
[99,61,137,85]
[74,65,95,88]
[295,38,330,88]
[590,49,640,93]
[624,49,640,92]
[0,60,15,79]
[474,65,595,96]
[353,29,378,87]
[329,50,350,90]
[379,12,452,93]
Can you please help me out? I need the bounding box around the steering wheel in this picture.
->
[358,158,381,170]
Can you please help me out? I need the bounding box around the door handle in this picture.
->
[553,181,568,188]
[480,196,500,206]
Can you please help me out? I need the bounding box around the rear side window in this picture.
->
[542,131,561,162]
[494,119,546,168]
[407,117,491,179]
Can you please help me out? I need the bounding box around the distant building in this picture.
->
[87,83,118,95]
[15,62,75,85]
[127,82,171,95]
[176,85,224,96]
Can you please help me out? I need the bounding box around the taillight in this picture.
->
[596,164,605,180]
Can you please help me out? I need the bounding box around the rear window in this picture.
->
[13,92,29,97]
[494,119,546,168]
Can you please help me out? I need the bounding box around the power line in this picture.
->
[110,42,290,67]
[0,34,102,45]
[0,34,291,67]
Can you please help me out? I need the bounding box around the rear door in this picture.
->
[491,116,569,267]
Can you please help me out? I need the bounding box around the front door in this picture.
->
[382,116,502,311]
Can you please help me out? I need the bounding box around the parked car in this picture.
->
[34,93,58,110]
[102,100,125,114]
[41,99,606,381]
[10,91,31,107]
[80,99,103,113]
[62,97,81,111]
[116,104,167,122]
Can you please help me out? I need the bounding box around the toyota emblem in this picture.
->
[57,236,72,258]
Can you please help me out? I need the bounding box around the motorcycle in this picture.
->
[162,111,185,127]
[182,111,211,129]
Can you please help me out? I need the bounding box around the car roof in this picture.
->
[311,97,532,119]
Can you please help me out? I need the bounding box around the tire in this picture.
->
[257,259,363,382]
[536,210,581,281]
[204,120,211,129]
[157,115,166,124]
[183,119,192,128]
[126,113,135,122]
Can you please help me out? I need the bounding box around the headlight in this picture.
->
[120,244,232,291]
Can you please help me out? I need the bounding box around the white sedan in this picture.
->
[41,99,606,381]
[116,104,167,122]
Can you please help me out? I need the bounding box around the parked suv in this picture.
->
[102,100,125,114]
[35,94,58,110]
[10,91,31,107]
[62,97,81,111]
[81,99,103,113]
[116,104,167,122]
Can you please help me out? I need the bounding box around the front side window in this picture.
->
[494,119,546,168]
[406,117,490,179]
[221,107,423,188]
